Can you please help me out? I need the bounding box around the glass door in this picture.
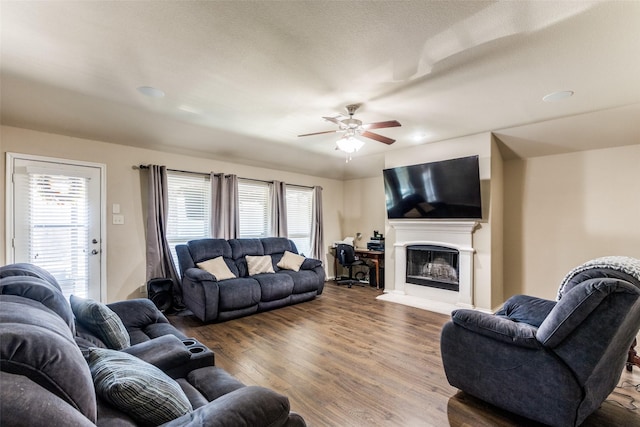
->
[8,154,105,300]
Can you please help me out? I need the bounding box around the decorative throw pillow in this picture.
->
[70,295,130,350]
[197,257,236,281]
[88,347,192,425]
[277,250,306,272]
[246,255,275,275]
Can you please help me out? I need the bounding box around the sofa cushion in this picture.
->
[186,366,246,402]
[0,296,97,423]
[495,294,556,328]
[0,262,61,290]
[197,257,236,281]
[70,295,130,350]
[255,273,295,302]
[187,238,232,263]
[218,278,261,311]
[230,238,265,258]
[246,255,275,275]
[537,278,639,347]
[261,237,294,255]
[0,372,96,427]
[230,239,265,277]
[0,275,76,333]
[277,251,306,272]
[88,347,192,426]
[280,270,323,294]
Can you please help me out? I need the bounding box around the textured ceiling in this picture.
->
[1,1,639,179]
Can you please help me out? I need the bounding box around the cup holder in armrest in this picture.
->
[181,337,214,367]
[188,345,205,354]
[164,338,215,378]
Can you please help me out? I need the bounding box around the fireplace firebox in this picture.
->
[406,245,459,291]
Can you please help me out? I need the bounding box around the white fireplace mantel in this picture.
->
[378,220,479,315]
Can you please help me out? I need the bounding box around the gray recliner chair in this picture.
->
[441,256,640,427]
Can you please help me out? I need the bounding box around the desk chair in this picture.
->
[336,244,366,288]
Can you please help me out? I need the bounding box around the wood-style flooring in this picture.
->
[168,282,640,427]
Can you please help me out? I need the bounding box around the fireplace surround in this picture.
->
[378,220,478,315]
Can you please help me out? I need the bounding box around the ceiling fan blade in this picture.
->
[362,131,396,145]
[298,129,339,137]
[364,120,402,130]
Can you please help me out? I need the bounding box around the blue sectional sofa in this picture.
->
[0,263,306,426]
[176,237,325,323]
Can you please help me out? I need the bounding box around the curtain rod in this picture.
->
[135,164,315,189]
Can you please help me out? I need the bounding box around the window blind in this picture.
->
[16,171,90,297]
[238,180,271,238]
[286,186,313,256]
[166,172,211,267]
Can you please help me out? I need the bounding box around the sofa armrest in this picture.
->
[162,386,294,427]
[495,294,556,328]
[107,298,169,329]
[451,309,542,349]
[300,258,322,270]
[184,267,216,282]
[122,334,192,372]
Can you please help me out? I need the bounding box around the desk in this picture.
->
[330,246,384,289]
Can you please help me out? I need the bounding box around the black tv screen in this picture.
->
[383,155,482,219]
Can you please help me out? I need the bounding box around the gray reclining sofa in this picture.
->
[0,263,306,426]
[176,237,325,323]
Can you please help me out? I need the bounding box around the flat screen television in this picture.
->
[383,155,482,219]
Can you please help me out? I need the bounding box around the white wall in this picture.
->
[1,125,344,302]
[503,143,640,300]
[342,175,386,249]
[4,124,638,308]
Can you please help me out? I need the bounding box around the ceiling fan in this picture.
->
[298,104,401,146]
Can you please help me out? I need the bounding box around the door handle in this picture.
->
[91,249,99,255]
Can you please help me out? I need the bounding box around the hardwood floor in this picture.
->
[168,282,640,427]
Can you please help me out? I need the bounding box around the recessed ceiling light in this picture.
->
[137,86,165,98]
[543,90,574,102]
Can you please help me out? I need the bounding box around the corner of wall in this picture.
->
[489,135,505,308]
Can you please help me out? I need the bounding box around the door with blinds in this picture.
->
[8,154,105,300]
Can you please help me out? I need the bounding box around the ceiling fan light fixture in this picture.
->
[336,136,364,154]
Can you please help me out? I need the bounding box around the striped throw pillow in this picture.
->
[70,295,130,350]
[88,348,192,425]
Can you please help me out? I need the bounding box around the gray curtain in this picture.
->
[310,186,324,260]
[145,165,182,307]
[211,173,239,239]
[271,180,288,237]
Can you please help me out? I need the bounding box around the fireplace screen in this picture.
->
[406,245,459,291]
